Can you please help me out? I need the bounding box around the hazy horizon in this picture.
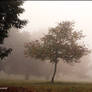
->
[0,1,92,82]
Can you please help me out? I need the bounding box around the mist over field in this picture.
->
[0,1,92,82]
[0,28,91,82]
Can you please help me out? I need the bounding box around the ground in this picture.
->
[0,80,92,92]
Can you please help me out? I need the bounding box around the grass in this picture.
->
[0,80,92,92]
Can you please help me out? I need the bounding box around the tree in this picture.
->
[0,0,27,60]
[25,21,90,83]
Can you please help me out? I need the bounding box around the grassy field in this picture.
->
[0,80,92,92]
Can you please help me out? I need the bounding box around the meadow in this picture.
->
[0,80,92,92]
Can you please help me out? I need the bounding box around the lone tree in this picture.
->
[0,0,27,60]
[25,21,90,83]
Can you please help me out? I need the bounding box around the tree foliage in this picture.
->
[0,0,27,60]
[25,21,90,82]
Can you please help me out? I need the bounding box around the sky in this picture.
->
[1,1,92,82]
[22,1,92,49]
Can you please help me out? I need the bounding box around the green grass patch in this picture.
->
[0,80,92,92]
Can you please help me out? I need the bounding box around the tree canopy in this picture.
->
[25,21,90,83]
[0,0,27,60]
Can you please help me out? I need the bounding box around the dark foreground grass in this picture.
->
[0,80,92,92]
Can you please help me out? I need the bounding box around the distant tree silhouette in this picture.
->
[0,0,27,60]
[25,21,90,83]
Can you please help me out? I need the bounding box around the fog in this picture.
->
[0,1,92,82]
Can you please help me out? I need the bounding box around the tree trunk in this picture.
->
[51,62,57,83]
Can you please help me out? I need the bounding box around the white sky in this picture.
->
[22,1,92,49]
